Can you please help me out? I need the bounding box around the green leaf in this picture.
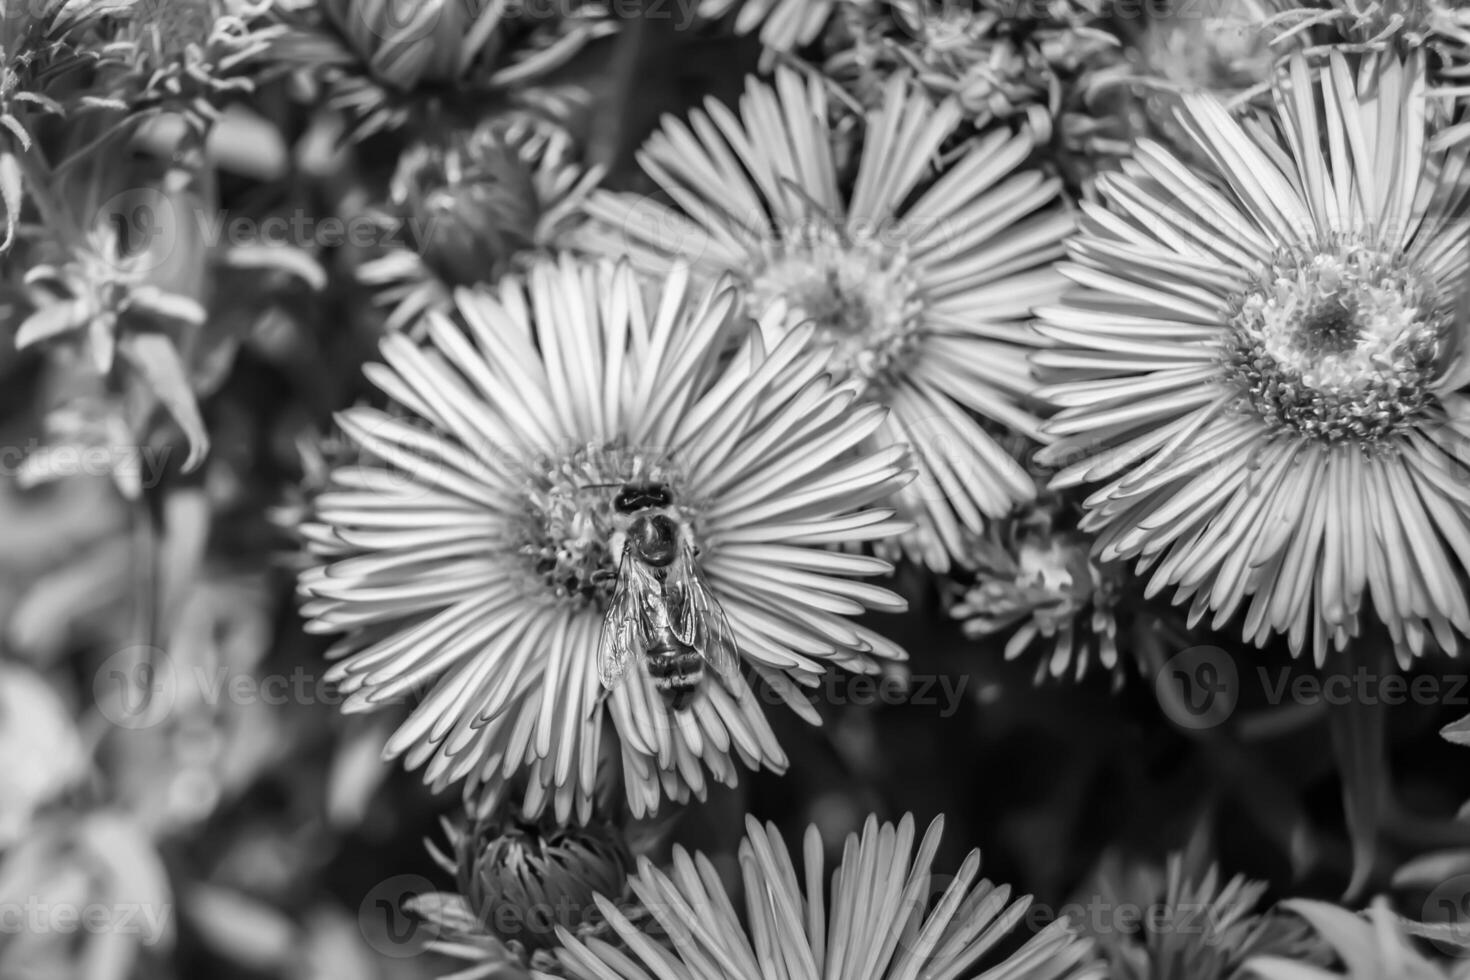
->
[0,150,22,252]
[15,298,85,349]
[118,333,210,473]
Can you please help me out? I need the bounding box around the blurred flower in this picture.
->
[19,389,155,498]
[89,0,284,130]
[1079,0,1285,170]
[409,809,631,975]
[1034,52,1470,663]
[1133,1,1279,97]
[359,118,602,332]
[1247,898,1451,979]
[951,488,1125,685]
[272,0,616,140]
[696,0,840,52]
[0,664,88,848]
[1080,853,1322,980]
[578,68,1070,571]
[297,256,912,821]
[0,809,174,980]
[18,217,210,470]
[822,0,1123,163]
[0,0,98,250]
[548,812,1103,980]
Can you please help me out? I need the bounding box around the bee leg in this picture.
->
[587,685,612,719]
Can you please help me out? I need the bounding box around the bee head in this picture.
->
[613,482,673,514]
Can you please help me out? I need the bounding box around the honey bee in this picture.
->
[596,481,739,711]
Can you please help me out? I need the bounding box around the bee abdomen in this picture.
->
[645,633,704,711]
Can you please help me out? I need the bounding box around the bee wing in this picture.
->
[597,550,651,690]
[666,541,740,680]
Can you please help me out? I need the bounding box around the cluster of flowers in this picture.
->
[10,0,1470,977]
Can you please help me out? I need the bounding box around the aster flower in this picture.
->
[547,812,1103,980]
[576,68,1071,571]
[272,0,616,140]
[950,486,1125,685]
[409,810,633,978]
[359,118,602,333]
[297,255,913,822]
[1033,51,1470,662]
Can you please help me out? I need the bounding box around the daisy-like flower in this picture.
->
[272,0,616,140]
[951,487,1125,685]
[547,812,1103,980]
[409,809,632,977]
[359,118,602,332]
[89,0,283,130]
[576,68,1071,571]
[297,255,913,822]
[1034,51,1470,662]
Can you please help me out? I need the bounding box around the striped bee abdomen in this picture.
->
[644,628,705,711]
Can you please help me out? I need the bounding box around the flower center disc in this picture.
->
[513,443,685,608]
[750,223,922,396]
[1222,243,1447,442]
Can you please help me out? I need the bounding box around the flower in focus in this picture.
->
[409,809,631,975]
[359,118,602,332]
[88,0,283,130]
[550,812,1103,980]
[577,68,1071,571]
[1034,52,1470,662]
[272,0,616,140]
[297,255,912,821]
[951,487,1125,685]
